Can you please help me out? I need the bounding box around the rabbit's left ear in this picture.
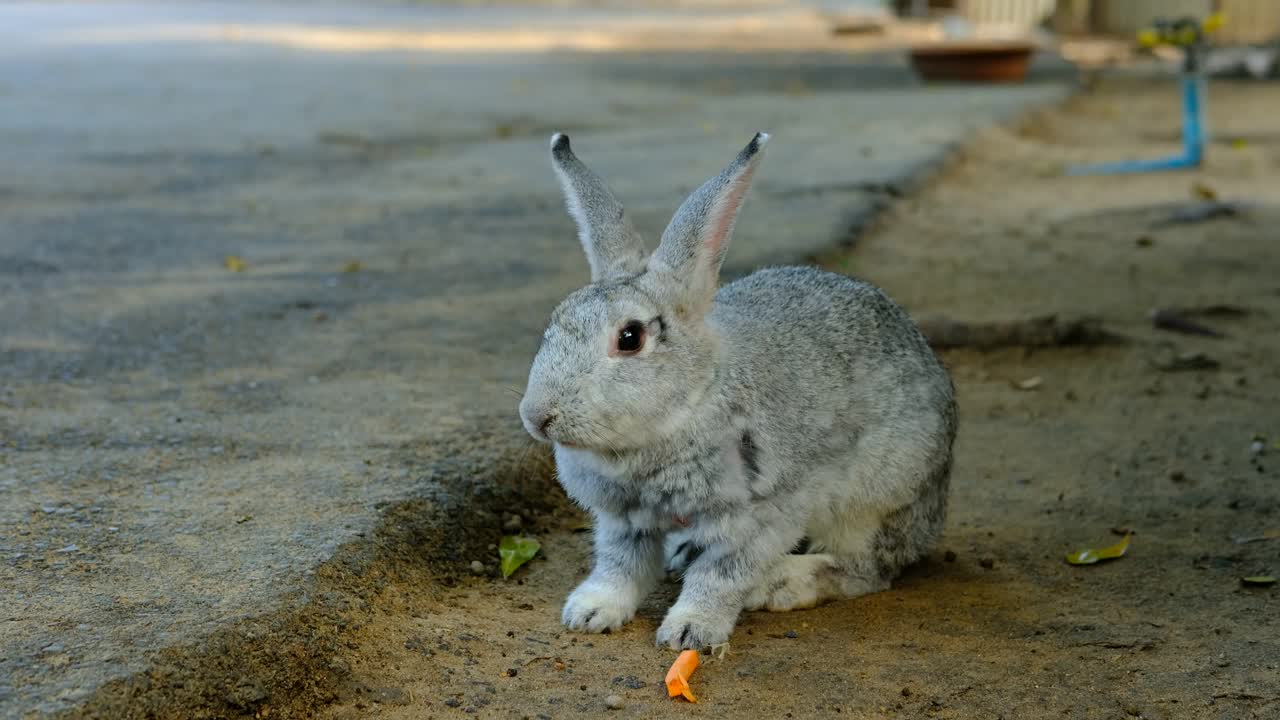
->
[648,133,768,316]
[550,133,648,282]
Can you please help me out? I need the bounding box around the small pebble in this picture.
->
[901,687,912,697]
[503,514,523,531]
[1249,440,1265,456]
[979,558,995,569]
[784,630,799,639]
[611,675,645,689]
[469,560,486,575]
[943,550,957,562]
[605,695,624,710]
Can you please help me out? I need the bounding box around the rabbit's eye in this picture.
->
[616,321,646,355]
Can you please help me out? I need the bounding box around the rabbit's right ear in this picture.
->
[647,133,767,318]
[550,134,648,282]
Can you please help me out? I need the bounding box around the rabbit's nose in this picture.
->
[519,402,557,441]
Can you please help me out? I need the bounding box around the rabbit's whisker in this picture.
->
[586,426,622,456]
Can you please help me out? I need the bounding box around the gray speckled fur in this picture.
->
[520,134,956,650]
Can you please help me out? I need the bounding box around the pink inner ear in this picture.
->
[703,168,756,263]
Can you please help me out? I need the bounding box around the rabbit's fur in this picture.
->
[520,133,956,650]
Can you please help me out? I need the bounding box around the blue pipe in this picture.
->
[1067,73,1205,175]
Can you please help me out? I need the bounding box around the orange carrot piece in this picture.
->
[665,649,700,703]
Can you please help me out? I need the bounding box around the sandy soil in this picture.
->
[316,76,1280,720]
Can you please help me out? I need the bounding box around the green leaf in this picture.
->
[499,536,541,579]
[1065,533,1131,565]
[1241,575,1276,587]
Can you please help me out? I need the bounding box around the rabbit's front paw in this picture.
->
[655,603,734,650]
[561,580,637,633]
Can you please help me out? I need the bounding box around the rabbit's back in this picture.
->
[715,266,945,387]
[713,266,953,457]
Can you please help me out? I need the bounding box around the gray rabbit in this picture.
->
[519,132,956,650]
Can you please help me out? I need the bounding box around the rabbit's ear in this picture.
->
[648,133,768,316]
[550,133,648,282]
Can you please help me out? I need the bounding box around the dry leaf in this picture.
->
[1232,529,1280,544]
[1191,181,1218,200]
[1014,376,1043,391]
[1153,351,1218,372]
[1065,533,1131,565]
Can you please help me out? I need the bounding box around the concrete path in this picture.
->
[0,2,1069,716]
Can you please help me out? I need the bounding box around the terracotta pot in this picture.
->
[909,41,1035,83]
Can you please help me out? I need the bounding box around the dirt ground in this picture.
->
[312,76,1280,720]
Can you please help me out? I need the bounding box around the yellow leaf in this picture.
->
[1191,182,1218,201]
[1065,533,1131,565]
[224,255,248,272]
[1232,529,1280,544]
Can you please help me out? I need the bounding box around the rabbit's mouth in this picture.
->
[549,426,590,449]
[551,427,614,453]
